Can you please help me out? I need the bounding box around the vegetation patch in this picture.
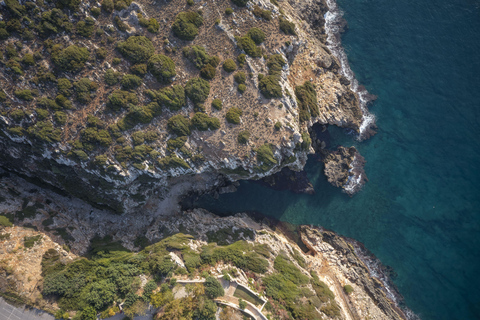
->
[226,107,243,124]
[185,77,211,105]
[237,130,250,144]
[237,36,261,57]
[279,17,297,35]
[148,85,186,111]
[24,235,42,248]
[191,112,221,131]
[233,285,264,306]
[148,54,176,83]
[183,45,219,69]
[255,143,277,171]
[259,75,282,99]
[167,115,191,136]
[116,36,155,64]
[172,11,203,41]
[51,45,90,73]
[295,81,319,122]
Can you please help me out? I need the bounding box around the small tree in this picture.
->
[204,276,224,299]
[238,298,247,310]
[223,59,237,72]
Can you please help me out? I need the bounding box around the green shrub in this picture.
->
[121,105,154,129]
[185,77,210,105]
[344,284,354,295]
[259,75,282,98]
[255,143,277,170]
[157,155,190,170]
[252,5,272,21]
[74,78,98,103]
[22,54,35,66]
[131,131,145,145]
[200,64,216,80]
[231,0,248,7]
[211,98,222,110]
[167,136,187,151]
[191,112,220,131]
[82,127,112,147]
[274,254,309,285]
[35,109,50,120]
[149,85,186,111]
[112,57,121,65]
[121,74,142,90]
[267,54,286,75]
[222,59,237,72]
[104,69,121,86]
[148,54,176,83]
[226,107,242,124]
[234,72,246,84]
[117,36,155,64]
[0,216,13,227]
[54,111,67,125]
[58,78,73,96]
[107,90,138,111]
[279,17,296,35]
[167,115,191,136]
[237,130,250,144]
[0,28,9,40]
[72,150,89,161]
[147,18,160,33]
[0,90,6,102]
[52,45,90,73]
[237,84,246,93]
[37,97,61,111]
[114,16,130,32]
[301,132,311,150]
[76,17,96,37]
[91,7,101,17]
[187,0,194,5]
[130,64,148,77]
[14,89,34,101]
[96,47,108,60]
[24,235,42,248]
[225,7,233,15]
[274,121,282,130]
[172,11,203,41]
[28,120,62,143]
[183,45,219,69]
[295,81,319,122]
[237,36,260,57]
[204,276,224,299]
[237,53,246,67]
[102,0,114,12]
[247,27,265,45]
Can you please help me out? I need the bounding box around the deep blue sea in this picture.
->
[195,0,480,319]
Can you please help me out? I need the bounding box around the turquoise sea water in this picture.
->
[195,0,480,319]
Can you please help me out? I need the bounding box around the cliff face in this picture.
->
[0,0,366,213]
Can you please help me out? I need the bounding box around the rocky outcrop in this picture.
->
[257,167,315,194]
[322,146,367,195]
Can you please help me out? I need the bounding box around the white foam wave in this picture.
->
[324,0,376,140]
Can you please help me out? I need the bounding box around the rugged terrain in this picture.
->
[0,172,407,320]
[0,0,368,213]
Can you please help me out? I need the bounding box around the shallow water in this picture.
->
[195,0,480,318]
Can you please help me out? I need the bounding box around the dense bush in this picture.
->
[301,132,312,150]
[38,9,72,36]
[172,11,203,41]
[102,0,114,12]
[148,85,186,111]
[58,78,73,97]
[167,136,187,151]
[237,130,250,144]
[225,7,233,15]
[82,127,112,147]
[204,277,224,299]
[344,284,354,295]
[14,89,34,101]
[76,17,96,37]
[234,72,246,84]
[252,6,272,21]
[54,111,67,125]
[74,78,98,103]
[274,121,282,130]
[117,36,155,64]
[225,107,242,124]
[114,16,130,32]
[255,143,277,171]
[183,46,219,69]
[185,78,210,105]
[52,45,90,73]
[104,69,121,86]
[267,54,286,75]
[148,54,176,83]
[237,84,246,93]
[237,36,261,57]
[222,59,237,73]
[211,99,222,110]
[157,155,190,170]
[28,121,62,143]
[259,75,282,98]
[107,90,138,111]
[295,81,319,122]
[200,64,216,80]
[119,105,154,129]
[247,27,265,45]
[130,64,148,77]
[191,112,220,131]
[237,54,246,67]
[0,215,12,227]
[140,18,160,33]
[279,17,296,35]
[121,74,142,90]
[167,115,191,136]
